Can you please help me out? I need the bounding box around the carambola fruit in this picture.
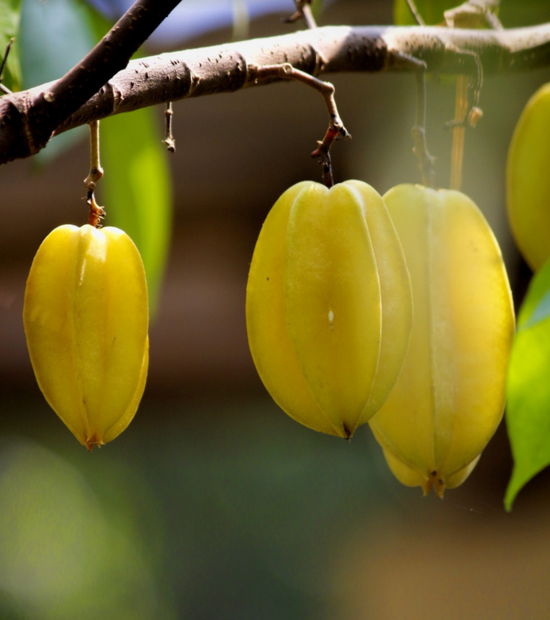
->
[507,82,550,271]
[369,185,515,496]
[246,180,413,438]
[23,224,149,449]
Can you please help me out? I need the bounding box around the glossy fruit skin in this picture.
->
[23,225,149,449]
[246,180,412,438]
[507,83,550,271]
[369,185,515,496]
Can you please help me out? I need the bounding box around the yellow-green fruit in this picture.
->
[246,180,413,438]
[23,224,149,449]
[369,185,515,496]
[507,83,550,271]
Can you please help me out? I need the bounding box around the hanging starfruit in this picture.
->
[507,82,550,271]
[369,185,515,496]
[246,180,413,438]
[23,224,149,449]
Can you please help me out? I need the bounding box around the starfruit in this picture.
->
[507,82,550,271]
[246,180,413,438]
[23,224,149,449]
[369,185,515,496]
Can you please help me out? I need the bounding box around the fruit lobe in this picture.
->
[507,82,550,271]
[246,180,412,438]
[369,185,515,496]
[23,224,149,449]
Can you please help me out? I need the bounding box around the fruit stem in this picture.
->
[450,74,468,190]
[162,101,176,153]
[392,51,435,187]
[83,120,105,227]
[249,62,350,188]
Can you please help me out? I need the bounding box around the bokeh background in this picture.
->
[2,1,550,618]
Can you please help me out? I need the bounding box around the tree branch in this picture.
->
[0,0,183,164]
[2,22,550,166]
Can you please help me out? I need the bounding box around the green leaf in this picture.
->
[0,0,21,92]
[99,109,172,318]
[505,259,550,510]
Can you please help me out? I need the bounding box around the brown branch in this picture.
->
[2,22,550,165]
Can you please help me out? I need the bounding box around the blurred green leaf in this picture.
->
[499,0,550,28]
[505,260,550,510]
[0,435,176,620]
[99,109,172,318]
[0,0,21,92]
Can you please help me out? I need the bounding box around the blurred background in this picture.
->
[2,1,550,618]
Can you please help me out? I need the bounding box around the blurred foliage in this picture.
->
[0,433,176,619]
[505,259,550,510]
[0,0,21,92]
[0,394,389,619]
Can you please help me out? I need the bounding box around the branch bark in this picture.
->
[2,21,550,166]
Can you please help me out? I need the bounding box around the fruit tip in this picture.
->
[85,434,105,451]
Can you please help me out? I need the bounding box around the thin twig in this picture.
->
[393,52,435,187]
[83,120,105,227]
[406,0,425,26]
[249,62,350,188]
[162,102,176,153]
[443,2,493,191]
[450,75,468,190]
[285,0,317,29]
[0,38,14,96]
[445,45,483,130]
[444,0,503,29]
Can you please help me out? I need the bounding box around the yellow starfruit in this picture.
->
[369,185,515,496]
[507,82,550,271]
[23,224,149,449]
[246,180,413,438]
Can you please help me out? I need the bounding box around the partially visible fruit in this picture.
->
[246,180,412,438]
[507,83,550,271]
[23,224,149,449]
[369,185,515,496]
